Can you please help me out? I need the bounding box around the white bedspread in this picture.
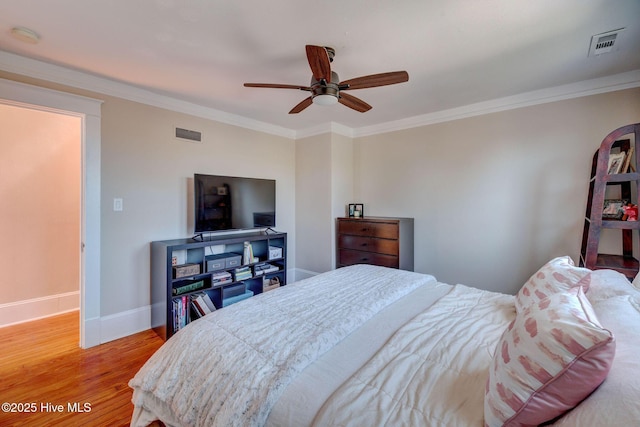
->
[312,284,515,427]
[129,265,437,427]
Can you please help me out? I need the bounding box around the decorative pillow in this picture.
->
[587,269,640,305]
[485,288,615,427]
[515,256,591,312]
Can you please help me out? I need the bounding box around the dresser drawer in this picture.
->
[337,220,399,239]
[338,249,399,268]
[337,234,399,256]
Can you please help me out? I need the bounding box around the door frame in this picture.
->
[0,78,102,348]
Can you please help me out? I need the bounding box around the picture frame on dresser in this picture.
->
[348,203,364,218]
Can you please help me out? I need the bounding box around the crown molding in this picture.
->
[1,50,638,141]
[0,50,296,139]
[352,70,640,138]
[295,121,354,139]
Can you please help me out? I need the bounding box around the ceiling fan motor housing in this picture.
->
[311,71,340,99]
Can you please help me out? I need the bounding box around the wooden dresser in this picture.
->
[336,216,414,271]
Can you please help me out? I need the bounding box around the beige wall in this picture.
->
[295,133,333,274]
[330,133,354,266]
[99,97,296,316]
[353,88,640,294]
[295,132,354,275]
[1,69,639,338]
[0,104,80,305]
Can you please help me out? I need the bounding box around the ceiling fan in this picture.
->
[244,45,409,114]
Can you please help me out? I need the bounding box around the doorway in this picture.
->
[0,78,102,348]
[0,103,80,325]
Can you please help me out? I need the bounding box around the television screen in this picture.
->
[194,174,276,233]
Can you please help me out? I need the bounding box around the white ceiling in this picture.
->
[1,0,639,137]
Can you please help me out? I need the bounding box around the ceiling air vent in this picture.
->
[175,127,202,143]
[588,28,624,57]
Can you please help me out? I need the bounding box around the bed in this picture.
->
[129,258,640,427]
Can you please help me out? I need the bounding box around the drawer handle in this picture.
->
[360,258,369,262]
[360,243,368,247]
[361,228,369,232]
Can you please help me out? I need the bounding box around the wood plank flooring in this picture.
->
[0,311,163,426]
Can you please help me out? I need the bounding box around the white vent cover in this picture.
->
[588,28,624,57]
[175,127,202,143]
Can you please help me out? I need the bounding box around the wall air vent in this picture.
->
[175,127,202,143]
[588,28,624,57]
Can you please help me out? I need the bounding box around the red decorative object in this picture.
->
[622,203,638,221]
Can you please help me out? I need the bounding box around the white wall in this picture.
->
[353,88,640,294]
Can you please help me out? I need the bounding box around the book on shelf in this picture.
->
[191,300,204,318]
[201,292,216,312]
[211,271,232,285]
[173,296,188,331]
[233,266,253,281]
[173,279,205,295]
[253,263,279,276]
[191,292,217,317]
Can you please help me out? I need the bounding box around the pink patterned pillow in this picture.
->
[485,288,615,427]
[515,256,591,312]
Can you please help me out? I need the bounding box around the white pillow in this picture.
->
[631,270,640,289]
[587,269,640,304]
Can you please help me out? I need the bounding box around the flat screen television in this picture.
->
[193,174,276,233]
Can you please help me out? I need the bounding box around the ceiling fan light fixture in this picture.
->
[312,94,338,106]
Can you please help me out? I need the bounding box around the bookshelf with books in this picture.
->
[151,230,287,340]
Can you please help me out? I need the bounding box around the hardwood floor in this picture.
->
[0,311,163,426]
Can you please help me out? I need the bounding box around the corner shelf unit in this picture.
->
[151,230,287,340]
[580,123,640,280]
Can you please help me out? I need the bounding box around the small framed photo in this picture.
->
[602,199,628,219]
[348,203,364,218]
[607,152,626,175]
[217,186,228,196]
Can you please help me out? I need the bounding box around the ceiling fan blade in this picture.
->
[338,92,372,113]
[244,83,311,90]
[340,71,409,90]
[305,45,332,83]
[289,96,314,114]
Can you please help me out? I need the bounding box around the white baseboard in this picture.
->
[97,269,322,343]
[99,306,151,344]
[0,291,79,327]
[97,269,321,344]
[293,268,320,281]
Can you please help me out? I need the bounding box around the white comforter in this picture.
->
[311,284,514,427]
[129,265,437,427]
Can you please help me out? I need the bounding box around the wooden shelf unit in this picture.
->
[580,123,640,280]
[151,230,287,340]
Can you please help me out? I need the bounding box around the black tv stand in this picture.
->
[151,230,288,340]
